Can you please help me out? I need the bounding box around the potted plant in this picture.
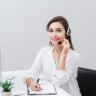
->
[0,80,14,96]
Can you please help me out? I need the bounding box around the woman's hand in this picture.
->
[56,39,70,70]
[29,81,42,91]
[61,39,70,55]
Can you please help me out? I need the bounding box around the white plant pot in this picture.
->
[1,91,12,96]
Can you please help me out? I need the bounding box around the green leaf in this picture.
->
[0,80,14,92]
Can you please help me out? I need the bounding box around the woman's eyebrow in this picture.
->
[56,28,63,30]
[49,27,63,31]
[49,28,53,31]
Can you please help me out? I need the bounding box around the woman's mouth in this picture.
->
[51,38,59,42]
[51,38,60,44]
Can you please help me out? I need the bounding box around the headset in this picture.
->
[66,26,71,37]
[58,26,71,44]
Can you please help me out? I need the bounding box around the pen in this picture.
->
[35,78,42,89]
[37,78,40,84]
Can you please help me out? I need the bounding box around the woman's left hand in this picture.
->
[61,39,70,55]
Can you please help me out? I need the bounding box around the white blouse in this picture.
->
[27,46,81,96]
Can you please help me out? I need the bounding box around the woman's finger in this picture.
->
[64,39,69,44]
[35,84,42,91]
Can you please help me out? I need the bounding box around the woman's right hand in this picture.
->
[29,81,42,91]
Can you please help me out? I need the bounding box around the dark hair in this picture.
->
[46,16,74,50]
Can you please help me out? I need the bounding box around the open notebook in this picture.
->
[27,82,57,95]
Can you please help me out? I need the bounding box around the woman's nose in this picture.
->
[52,32,57,36]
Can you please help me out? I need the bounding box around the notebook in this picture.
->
[27,82,57,95]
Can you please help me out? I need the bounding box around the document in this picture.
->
[27,82,57,95]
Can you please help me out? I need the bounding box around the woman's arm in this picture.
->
[27,48,44,80]
[56,53,67,70]
[52,53,80,87]
[25,48,45,90]
[56,39,70,70]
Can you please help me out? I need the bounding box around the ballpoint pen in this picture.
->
[35,78,40,89]
[37,78,40,84]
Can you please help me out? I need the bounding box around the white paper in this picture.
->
[28,82,57,95]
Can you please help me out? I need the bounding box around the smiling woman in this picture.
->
[0,0,96,72]
[46,16,74,50]
[25,16,82,96]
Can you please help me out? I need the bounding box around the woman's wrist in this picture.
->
[56,53,67,70]
[60,52,67,58]
[62,47,70,55]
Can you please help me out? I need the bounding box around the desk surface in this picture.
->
[0,87,71,96]
[1,70,71,96]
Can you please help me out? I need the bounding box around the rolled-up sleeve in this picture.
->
[52,53,80,87]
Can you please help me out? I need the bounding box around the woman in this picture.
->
[26,16,81,96]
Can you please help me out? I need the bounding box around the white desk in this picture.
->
[1,70,71,96]
[0,88,71,96]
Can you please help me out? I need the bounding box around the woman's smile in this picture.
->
[51,37,61,44]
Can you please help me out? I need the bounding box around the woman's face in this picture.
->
[48,22,66,45]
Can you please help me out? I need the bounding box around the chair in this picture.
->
[77,67,96,96]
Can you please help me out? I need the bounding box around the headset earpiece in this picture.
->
[66,27,71,36]
[67,31,71,36]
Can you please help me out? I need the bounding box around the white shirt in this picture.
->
[27,46,81,96]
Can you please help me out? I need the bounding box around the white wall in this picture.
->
[0,0,96,71]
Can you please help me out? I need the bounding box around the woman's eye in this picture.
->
[48,29,53,33]
[57,30,62,32]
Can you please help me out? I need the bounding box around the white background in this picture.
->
[0,0,96,71]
